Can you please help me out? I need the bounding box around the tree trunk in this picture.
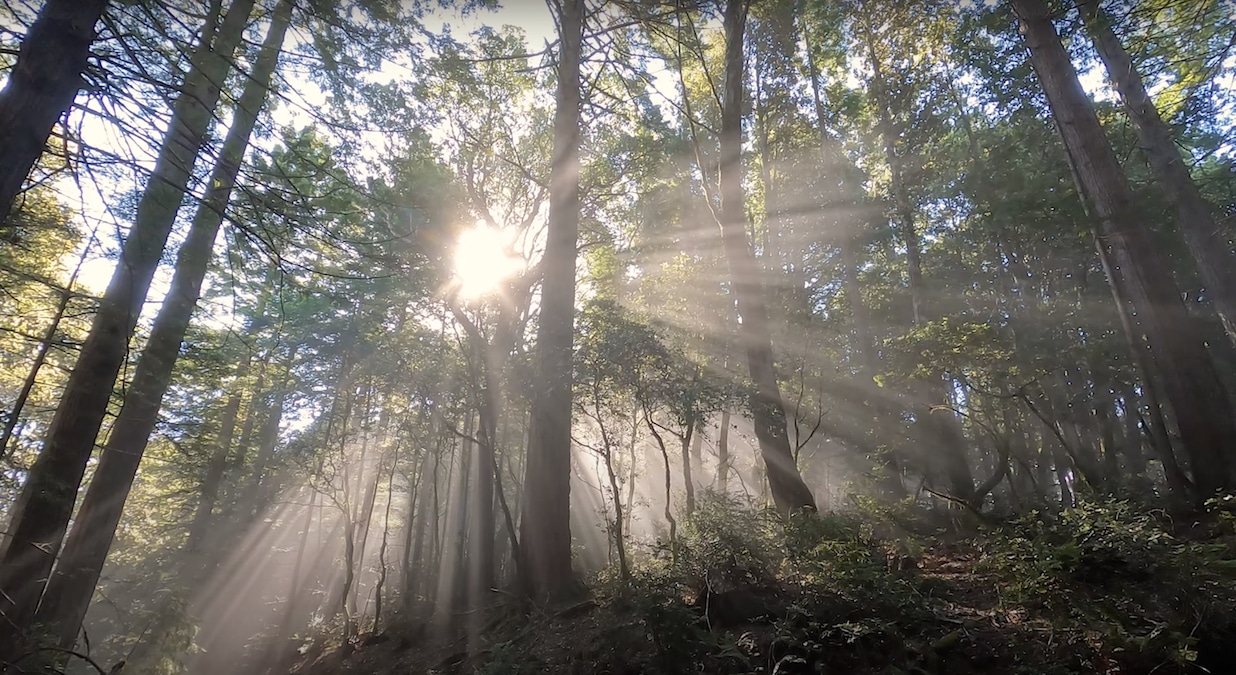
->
[27,2,293,652]
[1012,0,1236,500]
[1118,383,1147,480]
[681,422,696,517]
[403,451,429,615]
[471,340,500,603]
[373,447,399,633]
[716,408,730,490]
[624,402,640,535]
[428,441,451,612]
[600,442,628,580]
[690,419,703,466]
[860,15,974,504]
[0,0,108,229]
[245,378,294,512]
[717,0,815,514]
[352,433,389,613]
[340,515,357,644]
[1051,437,1076,509]
[246,346,300,515]
[754,75,784,303]
[0,0,256,645]
[1091,185,1189,502]
[393,404,425,605]
[802,20,905,502]
[0,284,73,462]
[187,370,246,551]
[645,413,677,548]
[268,488,317,671]
[1090,371,1120,488]
[519,0,583,603]
[228,372,265,481]
[442,424,472,623]
[1078,0,1236,344]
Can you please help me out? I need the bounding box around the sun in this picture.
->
[453,223,523,299]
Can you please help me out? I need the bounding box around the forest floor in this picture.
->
[287,497,1236,675]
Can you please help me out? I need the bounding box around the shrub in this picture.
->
[976,499,1236,671]
[674,491,784,595]
[784,510,928,619]
[976,501,1177,609]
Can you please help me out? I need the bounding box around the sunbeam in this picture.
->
[1,0,1232,672]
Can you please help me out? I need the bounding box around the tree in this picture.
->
[716,0,815,514]
[0,0,108,231]
[29,0,296,654]
[1010,0,1236,499]
[518,0,584,603]
[0,0,256,646]
[1077,0,1236,345]
[855,7,976,505]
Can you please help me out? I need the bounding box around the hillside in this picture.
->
[288,498,1236,675]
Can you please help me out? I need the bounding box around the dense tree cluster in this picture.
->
[0,0,1233,672]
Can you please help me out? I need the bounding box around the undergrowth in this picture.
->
[975,499,1236,673]
[296,492,1236,675]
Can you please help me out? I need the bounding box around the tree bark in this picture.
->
[645,413,678,547]
[450,313,500,603]
[0,0,108,230]
[1118,383,1147,480]
[802,19,906,502]
[1078,0,1236,344]
[373,446,399,632]
[268,488,316,670]
[244,346,301,515]
[351,447,384,617]
[717,0,815,515]
[1012,0,1236,499]
[245,376,294,512]
[0,0,256,645]
[27,1,294,652]
[519,0,583,603]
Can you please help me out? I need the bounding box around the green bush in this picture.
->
[675,491,784,594]
[595,553,710,671]
[976,501,1177,609]
[784,510,928,619]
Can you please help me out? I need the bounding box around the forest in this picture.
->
[0,0,1235,672]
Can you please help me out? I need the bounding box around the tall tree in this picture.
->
[855,8,977,505]
[29,0,296,653]
[1010,0,1236,499]
[519,0,584,602]
[0,0,256,641]
[1077,0,1236,344]
[0,0,108,231]
[717,0,815,514]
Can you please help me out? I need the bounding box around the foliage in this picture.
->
[977,500,1236,671]
[784,510,930,623]
[1,0,1236,669]
[978,501,1177,607]
[676,492,784,593]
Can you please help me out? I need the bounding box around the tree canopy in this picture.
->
[0,0,1235,673]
